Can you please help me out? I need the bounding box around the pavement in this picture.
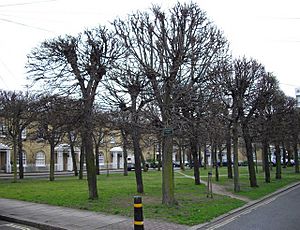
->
[175,171,251,202]
[0,172,299,230]
[0,198,188,230]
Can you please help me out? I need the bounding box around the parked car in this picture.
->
[148,161,159,168]
[271,157,295,166]
[127,162,149,171]
[127,162,135,171]
[172,161,181,168]
[288,159,295,166]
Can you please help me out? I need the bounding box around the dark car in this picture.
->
[127,162,149,171]
[127,163,135,171]
[172,161,181,168]
[148,161,159,168]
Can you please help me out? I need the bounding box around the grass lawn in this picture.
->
[183,166,300,200]
[1,167,298,225]
[0,170,245,226]
[218,166,300,200]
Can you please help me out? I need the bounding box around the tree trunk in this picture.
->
[122,131,128,176]
[140,152,148,172]
[82,98,98,199]
[198,144,202,167]
[49,141,55,181]
[68,134,78,177]
[232,120,240,192]
[95,145,100,175]
[275,143,282,179]
[162,132,176,205]
[83,131,98,199]
[242,124,258,187]
[204,145,207,170]
[262,139,270,183]
[286,142,292,166]
[179,142,184,171]
[254,144,258,173]
[132,129,144,193]
[212,144,219,182]
[157,141,162,171]
[13,139,17,183]
[79,144,84,180]
[226,133,233,178]
[182,147,186,170]
[18,132,24,179]
[191,137,200,185]
[218,146,223,168]
[293,137,299,173]
[268,146,273,171]
[282,142,286,168]
[189,150,193,169]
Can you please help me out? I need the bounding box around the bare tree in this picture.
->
[102,54,152,193]
[26,26,121,199]
[64,99,82,177]
[212,58,276,189]
[35,95,71,181]
[91,109,110,175]
[288,104,300,173]
[114,2,228,205]
[0,91,37,181]
[232,59,276,187]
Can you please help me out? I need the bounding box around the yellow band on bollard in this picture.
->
[134,203,143,208]
[134,221,144,225]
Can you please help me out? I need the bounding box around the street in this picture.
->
[0,220,39,230]
[201,184,300,230]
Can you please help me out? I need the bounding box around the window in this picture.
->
[35,152,46,167]
[297,96,300,107]
[0,124,7,137]
[110,134,116,144]
[98,152,104,164]
[17,152,27,166]
[21,128,27,139]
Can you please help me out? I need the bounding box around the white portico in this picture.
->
[0,143,11,173]
[55,144,79,171]
[110,146,123,169]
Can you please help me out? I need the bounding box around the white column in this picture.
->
[112,152,117,169]
[57,148,63,171]
[67,149,72,171]
[6,149,11,173]
[120,152,124,169]
[172,152,176,161]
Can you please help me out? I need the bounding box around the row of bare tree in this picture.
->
[1,2,298,205]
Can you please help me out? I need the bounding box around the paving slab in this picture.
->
[0,198,188,230]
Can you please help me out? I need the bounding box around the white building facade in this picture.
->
[296,88,300,108]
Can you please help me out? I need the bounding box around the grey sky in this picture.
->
[0,0,299,96]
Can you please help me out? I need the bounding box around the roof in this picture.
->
[0,143,10,150]
[110,146,123,152]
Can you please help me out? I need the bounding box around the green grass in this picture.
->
[1,167,298,225]
[184,166,300,200]
[0,170,244,226]
[233,167,300,200]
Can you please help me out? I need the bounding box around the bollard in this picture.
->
[207,171,213,198]
[134,196,144,230]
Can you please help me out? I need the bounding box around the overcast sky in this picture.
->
[0,0,299,97]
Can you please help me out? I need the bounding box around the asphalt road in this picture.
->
[203,184,300,230]
[0,220,39,230]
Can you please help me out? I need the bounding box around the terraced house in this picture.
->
[0,124,159,174]
[0,125,254,175]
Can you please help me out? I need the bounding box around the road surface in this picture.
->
[201,184,300,230]
[0,220,39,230]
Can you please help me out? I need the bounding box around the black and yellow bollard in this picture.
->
[134,196,144,230]
[207,171,213,198]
